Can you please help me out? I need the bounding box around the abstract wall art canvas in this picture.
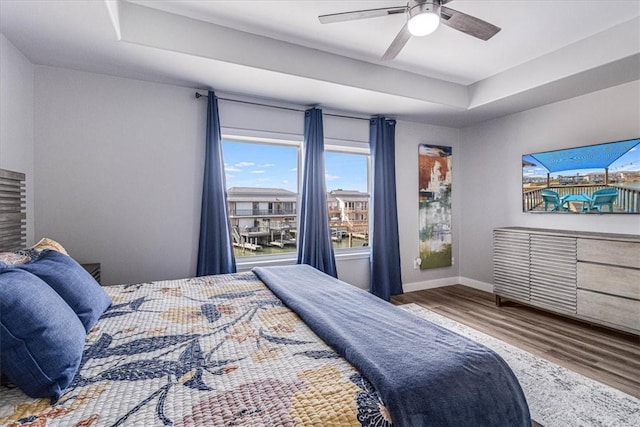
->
[418,144,452,269]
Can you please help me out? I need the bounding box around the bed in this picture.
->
[1,267,387,426]
[0,170,530,427]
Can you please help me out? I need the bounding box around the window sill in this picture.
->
[334,249,371,261]
[235,248,370,271]
[235,254,297,272]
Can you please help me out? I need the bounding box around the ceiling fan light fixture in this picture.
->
[319,0,502,61]
[407,1,441,37]
[408,12,440,36]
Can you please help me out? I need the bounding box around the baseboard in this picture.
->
[458,277,494,293]
[402,277,460,293]
[403,276,494,294]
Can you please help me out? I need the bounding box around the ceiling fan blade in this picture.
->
[440,6,501,41]
[382,24,411,61]
[319,6,407,24]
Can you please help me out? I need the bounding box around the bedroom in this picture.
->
[1,1,639,426]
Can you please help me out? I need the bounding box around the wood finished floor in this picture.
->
[391,285,640,399]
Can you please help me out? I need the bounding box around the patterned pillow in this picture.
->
[30,237,68,255]
[0,252,31,266]
[0,238,68,268]
[0,269,86,401]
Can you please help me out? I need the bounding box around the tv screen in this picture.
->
[522,138,640,214]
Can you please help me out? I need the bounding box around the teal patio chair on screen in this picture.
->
[584,187,618,212]
[541,189,568,211]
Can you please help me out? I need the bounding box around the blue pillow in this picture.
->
[17,250,111,332]
[0,269,85,401]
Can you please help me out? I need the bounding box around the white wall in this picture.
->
[395,121,461,290]
[0,34,35,245]
[459,81,640,285]
[32,64,638,294]
[5,27,640,296]
[34,66,206,285]
[35,66,370,286]
[32,65,459,291]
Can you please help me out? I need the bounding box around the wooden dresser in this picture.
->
[494,227,640,334]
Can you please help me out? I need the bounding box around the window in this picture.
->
[325,151,370,250]
[222,137,370,258]
[223,139,299,258]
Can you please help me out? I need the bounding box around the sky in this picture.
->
[222,140,369,193]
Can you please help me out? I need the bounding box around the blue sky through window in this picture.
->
[325,151,368,193]
[223,141,298,192]
[223,140,368,193]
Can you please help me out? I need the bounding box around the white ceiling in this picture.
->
[1,0,639,127]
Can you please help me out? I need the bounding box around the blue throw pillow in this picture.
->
[17,250,111,332]
[0,269,85,401]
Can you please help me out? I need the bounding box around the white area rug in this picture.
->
[400,303,640,427]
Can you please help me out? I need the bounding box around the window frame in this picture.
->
[221,132,371,270]
[324,144,371,254]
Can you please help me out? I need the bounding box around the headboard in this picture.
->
[0,168,26,251]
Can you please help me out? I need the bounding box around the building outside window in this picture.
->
[325,151,370,250]
[223,138,369,258]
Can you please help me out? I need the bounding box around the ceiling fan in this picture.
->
[318,0,501,61]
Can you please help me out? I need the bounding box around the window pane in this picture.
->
[223,140,298,258]
[325,152,369,250]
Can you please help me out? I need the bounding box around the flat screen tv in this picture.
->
[522,137,640,214]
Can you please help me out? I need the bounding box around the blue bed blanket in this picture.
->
[253,265,530,427]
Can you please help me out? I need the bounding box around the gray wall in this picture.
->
[395,121,461,289]
[33,65,457,288]
[34,66,205,285]
[459,81,640,285]
[0,34,35,245]
[25,63,640,290]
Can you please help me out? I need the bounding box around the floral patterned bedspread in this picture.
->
[0,272,391,426]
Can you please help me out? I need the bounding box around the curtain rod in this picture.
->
[195,92,370,122]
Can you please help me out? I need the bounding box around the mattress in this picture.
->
[0,272,387,426]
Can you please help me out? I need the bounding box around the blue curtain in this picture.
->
[370,117,402,300]
[196,91,236,276]
[297,108,338,277]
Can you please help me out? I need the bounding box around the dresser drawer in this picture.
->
[577,289,640,332]
[577,262,640,300]
[577,239,640,269]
